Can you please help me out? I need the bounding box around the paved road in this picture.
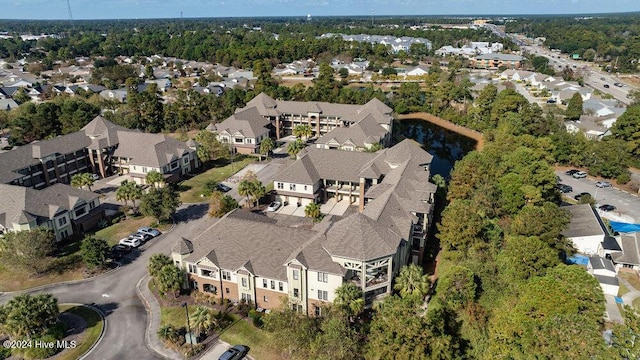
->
[556,170,640,222]
[0,203,213,359]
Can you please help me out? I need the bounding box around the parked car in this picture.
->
[555,184,573,193]
[599,204,616,212]
[546,98,557,103]
[138,227,161,237]
[604,84,610,88]
[574,192,592,201]
[130,232,152,242]
[565,169,580,176]
[595,181,612,188]
[217,183,232,193]
[218,345,250,360]
[267,201,281,212]
[91,173,100,180]
[119,237,141,248]
[111,244,132,259]
[614,82,624,87]
[572,171,587,179]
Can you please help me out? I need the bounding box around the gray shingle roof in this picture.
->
[0,183,98,227]
[215,107,271,139]
[323,212,401,260]
[182,209,318,281]
[613,233,640,266]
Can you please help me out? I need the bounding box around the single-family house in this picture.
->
[405,65,430,77]
[611,232,640,272]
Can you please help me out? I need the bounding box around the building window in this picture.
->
[203,284,217,293]
[222,271,231,280]
[89,201,95,210]
[234,138,243,143]
[187,264,197,273]
[241,278,248,287]
[293,288,299,298]
[263,295,268,302]
[263,279,268,288]
[225,287,230,294]
[279,282,283,291]
[293,270,299,280]
[318,290,328,301]
[315,306,322,317]
[75,207,87,217]
[61,229,69,238]
[271,280,275,290]
[304,185,307,191]
[289,184,296,191]
[277,182,283,189]
[201,269,214,277]
[317,272,328,283]
[58,217,67,226]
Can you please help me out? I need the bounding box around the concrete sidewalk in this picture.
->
[136,275,183,360]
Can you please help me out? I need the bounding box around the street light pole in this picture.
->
[182,302,194,355]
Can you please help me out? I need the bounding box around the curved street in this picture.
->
[0,202,213,360]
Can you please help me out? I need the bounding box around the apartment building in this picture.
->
[0,116,199,239]
[471,53,525,69]
[172,140,437,314]
[210,93,394,152]
[0,183,102,240]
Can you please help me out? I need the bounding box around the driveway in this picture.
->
[0,202,212,360]
[556,170,640,222]
[223,160,285,206]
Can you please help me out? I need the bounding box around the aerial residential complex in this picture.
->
[209,93,394,154]
[172,139,437,315]
[0,116,199,240]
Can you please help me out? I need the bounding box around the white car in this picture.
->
[119,237,141,248]
[572,171,587,179]
[267,201,281,212]
[137,227,161,237]
[130,232,152,242]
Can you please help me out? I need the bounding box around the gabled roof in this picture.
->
[323,212,401,260]
[0,183,98,228]
[215,107,271,139]
[613,233,640,266]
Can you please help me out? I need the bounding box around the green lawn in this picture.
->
[160,306,187,330]
[0,262,85,292]
[94,215,164,246]
[57,305,104,360]
[179,157,257,203]
[220,316,282,360]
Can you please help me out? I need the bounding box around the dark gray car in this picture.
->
[218,345,250,360]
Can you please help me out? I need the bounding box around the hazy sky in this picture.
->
[2,0,638,20]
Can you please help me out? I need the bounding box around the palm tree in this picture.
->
[237,179,254,208]
[145,170,164,188]
[293,124,313,141]
[249,181,266,208]
[394,264,431,302]
[259,137,275,159]
[148,253,173,278]
[189,306,217,336]
[334,282,364,322]
[116,180,133,208]
[116,180,143,210]
[287,139,305,158]
[304,203,322,222]
[70,173,95,191]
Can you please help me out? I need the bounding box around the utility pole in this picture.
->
[66,0,73,21]
[371,9,374,27]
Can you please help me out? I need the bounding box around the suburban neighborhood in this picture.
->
[0,10,640,360]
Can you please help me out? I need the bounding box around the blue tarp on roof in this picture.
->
[610,221,640,233]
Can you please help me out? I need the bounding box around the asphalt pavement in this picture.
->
[556,170,640,222]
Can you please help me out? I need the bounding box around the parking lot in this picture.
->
[556,170,640,222]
